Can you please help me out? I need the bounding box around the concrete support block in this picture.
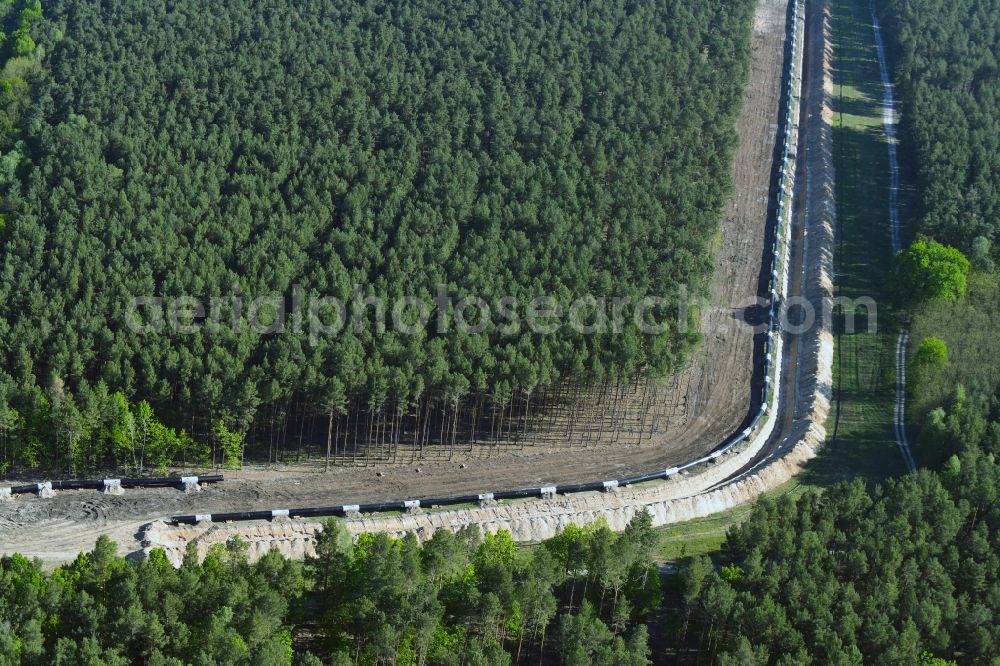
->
[270,509,290,522]
[194,514,212,524]
[477,493,496,507]
[103,479,124,495]
[602,480,619,493]
[181,476,201,493]
[342,504,361,519]
[37,482,54,498]
[540,486,557,500]
[0,487,11,501]
[404,500,421,514]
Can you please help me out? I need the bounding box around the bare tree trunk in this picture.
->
[325,409,333,472]
[334,416,341,461]
[296,401,306,462]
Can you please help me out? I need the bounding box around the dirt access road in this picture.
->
[0,0,794,562]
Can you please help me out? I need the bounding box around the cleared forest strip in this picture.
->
[819,0,907,483]
[700,0,834,490]
[869,0,917,472]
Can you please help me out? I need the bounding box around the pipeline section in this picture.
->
[2,475,223,496]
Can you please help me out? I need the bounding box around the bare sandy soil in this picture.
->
[0,0,792,562]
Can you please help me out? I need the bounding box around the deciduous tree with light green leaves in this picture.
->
[213,419,246,469]
[892,240,971,306]
[911,336,949,394]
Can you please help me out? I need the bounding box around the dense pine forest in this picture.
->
[0,0,758,473]
[0,514,661,665]
[877,0,1000,251]
[684,448,1000,664]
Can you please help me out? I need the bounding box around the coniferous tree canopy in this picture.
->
[0,514,662,665]
[878,0,1000,253]
[0,0,756,469]
[692,447,1000,664]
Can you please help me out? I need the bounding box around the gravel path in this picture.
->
[870,0,916,472]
